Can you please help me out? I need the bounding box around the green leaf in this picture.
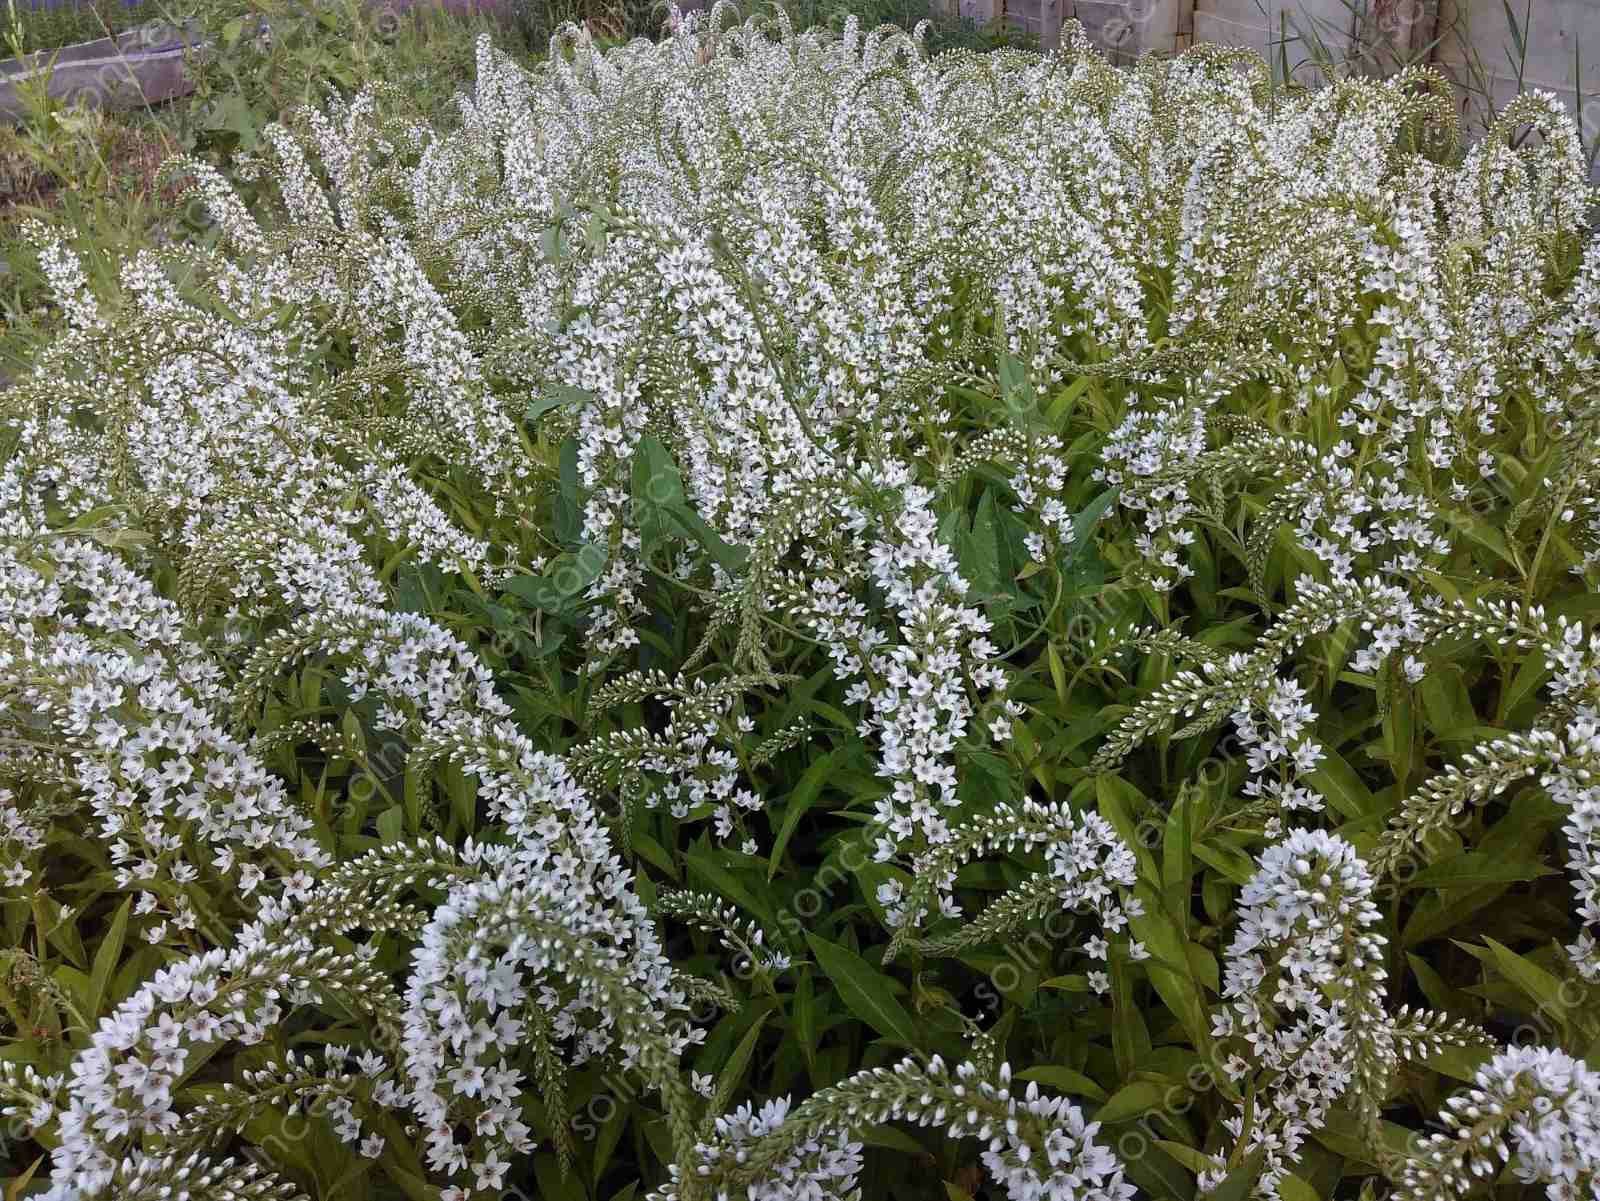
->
[502,546,608,615]
[1443,508,1521,571]
[1480,937,1568,1030]
[1407,951,1473,1014]
[1381,678,1416,788]
[630,435,748,575]
[7,1155,45,1201]
[1129,881,1210,1053]
[1046,640,1068,705]
[1275,1173,1321,1201]
[633,434,686,528]
[1418,666,1477,734]
[861,1124,928,1155]
[1305,747,1379,819]
[963,491,1005,598]
[1108,957,1151,1080]
[324,1151,377,1199]
[1095,775,1155,882]
[1094,1080,1168,1124]
[997,351,1035,416]
[86,896,131,1019]
[1161,795,1193,918]
[631,832,679,882]
[1314,1108,1416,1165]
[1040,973,1092,992]
[1046,375,1091,426]
[1069,489,1119,555]
[1422,1043,1492,1084]
[556,435,583,545]
[711,1009,772,1114]
[663,502,749,576]
[1402,883,1511,947]
[687,846,777,930]
[1192,841,1258,885]
[1155,1139,1217,1176]
[533,1151,587,1201]
[792,970,818,1077]
[376,805,405,844]
[1500,649,1553,720]
[592,1098,630,1187]
[1015,1065,1107,1102]
[528,384,594,424]
[804,933,917,1046]
[1408,853,1555,889]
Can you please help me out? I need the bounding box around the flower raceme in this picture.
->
[649,1057,1136,1201]
[1397,1046,1600,1201]
[1208,831,1394,1196]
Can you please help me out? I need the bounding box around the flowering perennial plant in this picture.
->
[1206,831,1487,1198]
[4,6,1600,1200]
[1397,1046,1600,1200]
[650,1057,1136,1201]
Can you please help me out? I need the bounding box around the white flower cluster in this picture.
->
[1399,1045,1600,1200]
[680,1095,864,1201]
[791,464,1016,859]
[1203,829,1490,1201]
[0,523,325,923]
[0,784,44,889]
[1207,830,1391,1198]
[576,672,773,847]
[652,1057,1134,1201]
[244,605,691,1196]
[1369,710,1600,978]
[43,919,394,1193]
[656,890,793,978]
[1364,600,1600,977]
[1231,676,1326,836]
[11,208,505,629]
[885,799,1140,992]
[1093,80,1594,594]
[1534,716,1600,982]
[8,210,679,1201]
[1091,575,1426,775]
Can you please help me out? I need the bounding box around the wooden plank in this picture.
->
[1040,0,1064,48]
[960,0,1000,26]
[1190,0,1358,80]
[1069,0,1184,63]
[1434,0,1600,145]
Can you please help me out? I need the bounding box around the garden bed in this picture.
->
[3,13,1600,1201]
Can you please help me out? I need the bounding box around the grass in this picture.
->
[5,0,170,55]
